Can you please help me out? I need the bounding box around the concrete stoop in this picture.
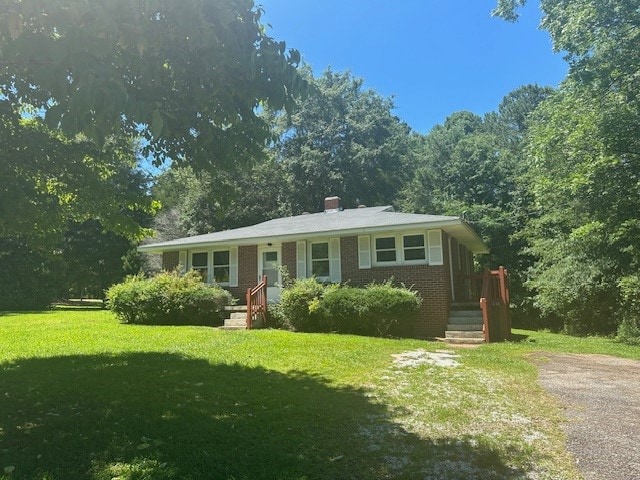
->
[440,304,485,344]
[219,306,263,330]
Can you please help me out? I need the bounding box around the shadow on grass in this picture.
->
[0,354,527,480]
[509,333,531,343]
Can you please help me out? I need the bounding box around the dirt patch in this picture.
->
[532,353,640,480]
[391,349,460,368]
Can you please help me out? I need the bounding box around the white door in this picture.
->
[258,246,282,303]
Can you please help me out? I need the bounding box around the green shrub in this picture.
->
[278,278,328,332]
[320,286,369,334]
[106,270,234,326]
[363,282,422,335]
[278,279,421,336]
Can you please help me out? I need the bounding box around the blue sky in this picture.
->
[259,0,567,134]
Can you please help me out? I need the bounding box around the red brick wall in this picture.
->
[282,242,297,280]
[162,251,179,271]
[340,235,452,338]
[227,245,257,301]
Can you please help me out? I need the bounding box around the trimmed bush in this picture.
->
[278,277,328,332]
[362,283,422,335]
[278,278,421,336]
[106,270,234,326]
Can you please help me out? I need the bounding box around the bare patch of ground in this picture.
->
[532,353,640,480]
[391,349,460,368]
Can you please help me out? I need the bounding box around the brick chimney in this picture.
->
[324,196,342,212]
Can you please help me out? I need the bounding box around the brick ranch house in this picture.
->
[139,197,495,339]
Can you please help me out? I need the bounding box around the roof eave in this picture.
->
[138,218,489,254]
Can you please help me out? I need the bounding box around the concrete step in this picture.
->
[224,317,247,327]
[440,337,485,345]
[229,312,247,320]
[451,302,479,309]
[447,323,483,331]
[223,317,264,329]
[224,305,248,312]
[445,330,484,339]
[450,310,482,317]
[449,316,483,325]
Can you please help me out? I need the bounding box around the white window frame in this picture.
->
[309,240,331,282]
[371,231,436,267]
[401,232,427,264]
[304,238,341,283]
[373,235,398,265]
[212,249,231,286]
[190,251,209,282]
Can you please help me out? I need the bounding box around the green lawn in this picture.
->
[0,310,636,479]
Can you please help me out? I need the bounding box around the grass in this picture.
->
[0,310,636,479]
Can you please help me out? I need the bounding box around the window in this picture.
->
[375,236,397,263]
[261,250,279,287]
[311,242,330,279]
[191,252,208,281]
[403,234,426,262]
[213,250,230,284]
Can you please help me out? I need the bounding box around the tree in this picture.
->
[0,114,155,245]
[273,69,416,213]
[495,1,640,337]
[521,85,640,334]
[0,115,154,308]
[60,220,143,299]
[400,86,553,324]
[151,159,293,237]
[0,0,306,170]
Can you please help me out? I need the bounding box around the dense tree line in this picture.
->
[0,0,305,305]
[1,0,638,343]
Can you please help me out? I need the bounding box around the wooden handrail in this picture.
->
[479,267,511,342]
[246,275,267,329]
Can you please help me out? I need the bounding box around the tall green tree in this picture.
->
[60,220,144,299]
[0,0,305,170]
[400,86,552,323]
[495,0,640,337]
[0,114,154,245]
[273,69,416,213]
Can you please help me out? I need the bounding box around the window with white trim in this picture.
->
[191,252,208,281]
[213,250,230,285]
[402,234,426,262]
[375,236,397,263]
[372,232,438,266]
[310,241,330,280]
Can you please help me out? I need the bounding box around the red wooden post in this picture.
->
[246,288,252,329]
[480,298,489,342]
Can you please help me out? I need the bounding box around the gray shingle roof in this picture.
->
[139,205,489,253]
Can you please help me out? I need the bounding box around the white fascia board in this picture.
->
[138,218,489,254]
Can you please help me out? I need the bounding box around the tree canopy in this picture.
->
[0,0,306,170]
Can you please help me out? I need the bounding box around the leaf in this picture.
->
[151,111,164,139]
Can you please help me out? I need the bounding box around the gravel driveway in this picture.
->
[533,353,640,480]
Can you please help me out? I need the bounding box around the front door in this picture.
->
[258,246,282,303]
